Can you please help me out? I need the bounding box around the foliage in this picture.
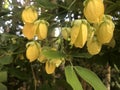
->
[0,0,120,90]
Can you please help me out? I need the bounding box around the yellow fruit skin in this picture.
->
[22,23,36,40]
[87,28,102,55]
[70,25,80,45]
[37,47,47,63]
[61,27,71,40]
[26,42,40,62]
[45,61,56,74]
[70,20,88,48]
[74,23,88,48]
[22,6,38,23]
[87,37,102,55]
[51,59,62,67]
[35,20,48,40]
[96,20,114,44]
[84,0,104,23]
[38,54,46,63]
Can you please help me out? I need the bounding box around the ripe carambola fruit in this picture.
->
[74,23,88,48]
[83,0,104,23]
[51,59,62,67]
[70,19,88,48]
[38,54,46,63]
[61,27,71,40]
[45,61,56,74]
[87,28,102,55]
[70,25,80,45]
[96,19,115,44]
[26,42,40,62]
[87,37,102,55]
[22,23,36,40]
[22,6,38,23]
[35,20,49,40]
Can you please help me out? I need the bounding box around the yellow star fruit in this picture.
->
[35,20,49,40]
[83,0,104,23]
[70,19,88,48]
[22,23,36,40]
[87,29,102,55]
[96,15,115,44]
[26,41,41,62]
[45,61,56,74]
[22,6,38,23]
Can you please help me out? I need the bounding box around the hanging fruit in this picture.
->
[40,47,64,74]
[83,0,104,23]
[26,41,41,62]
[87,27,102,55]
[87,37,102,55]
[38,48,47,63]
[61,27,71,40]
[45,61,56,74]
[22,6,38,23]
[45,58,63,74]
[70,19,88,48]
[96,15,115,44]
[51,59,63,67]
[22,23,36,40]
[35,20,49,40]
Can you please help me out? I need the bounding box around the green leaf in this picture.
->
[0,71,7,82]
[0,83,7,90]
[8,68,30,80]
[71,53,93,59]
[106,4,118,13]
[74,66,107,90]
[42,49,65,59]
[36,0,57,10]
[65,66,83,90]
[0,55,13,65]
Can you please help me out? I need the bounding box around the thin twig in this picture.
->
[67,0,76,10]
[31,64,37,90]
